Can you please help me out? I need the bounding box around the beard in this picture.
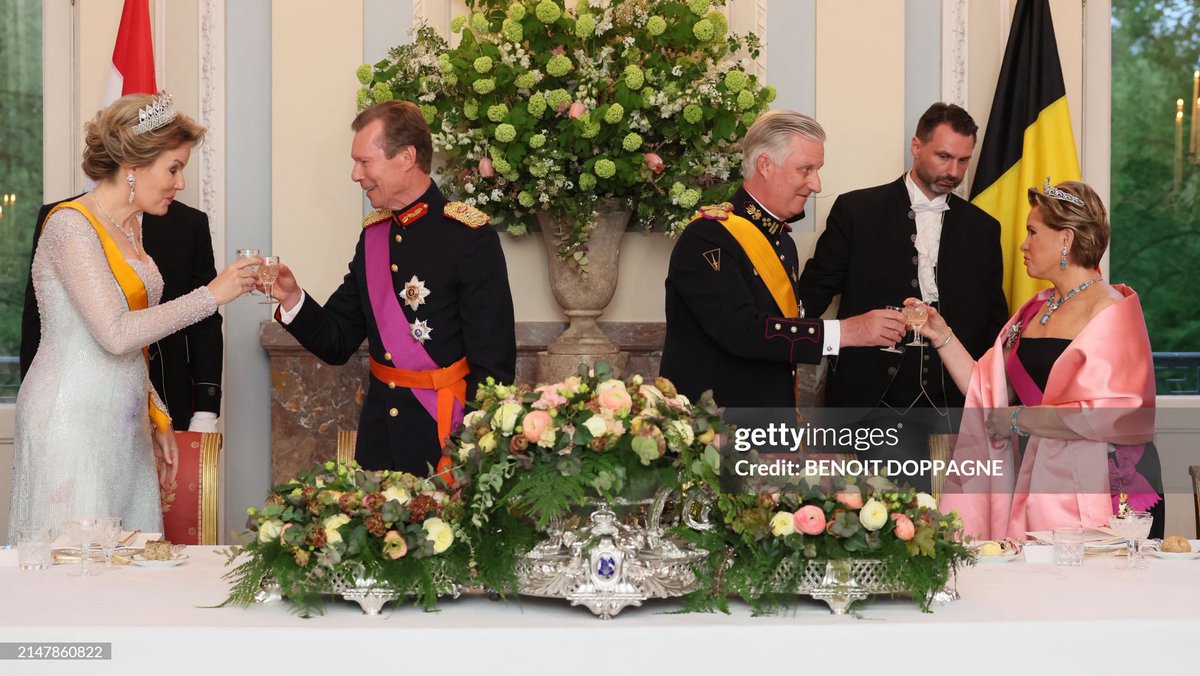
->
[914,166,961,196]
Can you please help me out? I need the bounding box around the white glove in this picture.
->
[188,411,219,433]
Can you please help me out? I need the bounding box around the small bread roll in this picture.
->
[978,541,1003,557]
[1162,534,1191,553]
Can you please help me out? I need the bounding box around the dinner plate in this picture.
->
[129,553,188,568]
[54,545,141,557]
[975,551,1020,564]
[1148,550,1200,561]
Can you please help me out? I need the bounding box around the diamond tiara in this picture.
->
[1041,177,1085,207]
[131,93,177,135]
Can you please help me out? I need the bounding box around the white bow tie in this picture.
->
[910,200,950,215]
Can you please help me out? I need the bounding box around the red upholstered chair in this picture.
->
[158,431,222,545]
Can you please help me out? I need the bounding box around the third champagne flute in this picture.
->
[904,303,929,347]
[258,256,281,305]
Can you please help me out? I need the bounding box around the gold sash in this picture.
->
[715,213,800,317]
[45,202,172,433]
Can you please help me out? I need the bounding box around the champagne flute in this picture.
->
[904,303,929,347]
[880,306,904,353]
[236,248,262,296]
[258,256,281,305]
[67,516,101,577]
[97,516,122,570]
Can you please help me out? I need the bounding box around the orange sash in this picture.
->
[45,202,171,433]
[368,356,469,446]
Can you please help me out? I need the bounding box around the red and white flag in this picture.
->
[102,0,157,104]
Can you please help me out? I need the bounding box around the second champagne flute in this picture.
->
[880,306,904,353]
[904,303,929,347]
[236,248,262,297]
[258,256,281,305]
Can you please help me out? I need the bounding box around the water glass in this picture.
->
[1052,527,1084,566]
[17,527,52,571]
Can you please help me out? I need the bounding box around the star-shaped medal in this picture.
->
[402,275,430,311]
[410,319,432,344]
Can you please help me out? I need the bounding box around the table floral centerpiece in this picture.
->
[681,464,975,614]
[441,362,726,617]
[359,0,775,266]
[220,461,471,616]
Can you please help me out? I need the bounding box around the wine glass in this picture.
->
[236,248,262,297]
[904,303,929,347]
[96,516,122,570]
[258,256,281,305]
[66,516,101,577]
[880,306,904,353]
[1108,511,1154,571]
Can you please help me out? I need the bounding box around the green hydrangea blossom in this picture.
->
[419,104,437,125]
[737,89,756,110]
[624,65,644,90]
[356,89,371,109]
[761,85,777,103]
[494,124,517,143]
[444,72,458,86]
[528,93,548,117]
[622,133,643,151]
[474,56,494,74]
[507,2,526,21]
[355,64,373,85]
[463,99,480,120]
[683,104,704,124]
[487,104,509,122]
[641,87,657,106]
[473,78,496,95]
[575,14,597,37]
[669,181,686,198]
[514,71,537,90]
[546,88,572,111]
[437,53,453,73]
[518,191,535,207]
[579,173,597,191]
[580,118,601,138]
[705,10,729,38]
[529,163,549,177]
[492,157,512,174]
[724,70,747,93]
[692,19,715,42]
[594,159,617,178]
[679,188,701,209]
[546,55,573,77]
[687,0,710,15]
[535,0,561,24]
[450,15,467,33]
[370,82,391,103]
[502,18,523,42]
[646,15,666,36]
[529,133,547,148]
[470,12,490,33]
[603,103,624,124]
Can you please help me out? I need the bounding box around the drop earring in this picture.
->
[1059,244,1068,270]
[127,172,136,204]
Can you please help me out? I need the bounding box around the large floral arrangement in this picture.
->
[443,362,724,530]
[358,0,773,268]
[221,461,470,616]
[683,465,974,613]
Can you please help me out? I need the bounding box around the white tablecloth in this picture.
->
[1,547,1198,674]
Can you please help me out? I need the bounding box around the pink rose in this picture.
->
[891,513,916,541]
[568,101,587,119]
[596,380,633,413]
[532,384,568,410]
[382,530,408,559]
[793,505,827,536]
[479,157,495,178]
[835,490,864,510]
[643,152,664,174]
[522,410,553,443]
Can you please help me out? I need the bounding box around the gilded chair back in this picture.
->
[160,431,222,545]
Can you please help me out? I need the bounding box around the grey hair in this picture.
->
[742,110,826,181]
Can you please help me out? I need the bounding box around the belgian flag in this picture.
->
[969,0,1080,314]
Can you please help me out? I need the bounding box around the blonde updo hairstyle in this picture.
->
[1026,180,1109,269]
[81,93,207,181]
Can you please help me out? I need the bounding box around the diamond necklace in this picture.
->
[1040,276,1103,325]
[92,190,141,255]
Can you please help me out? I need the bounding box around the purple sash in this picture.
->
[364,222,463,428]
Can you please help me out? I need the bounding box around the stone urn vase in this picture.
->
[536,198,631,382]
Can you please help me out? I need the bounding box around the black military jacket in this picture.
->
[659,187,825,408]
[282,181,516,474]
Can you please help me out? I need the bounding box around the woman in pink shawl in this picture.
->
[908,180,1160,541]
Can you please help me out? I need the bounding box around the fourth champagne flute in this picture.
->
[258,256,281,305]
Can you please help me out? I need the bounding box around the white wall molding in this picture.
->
[198,0,226,268]
[940,0,968,108]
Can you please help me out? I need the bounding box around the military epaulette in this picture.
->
[696,202,734,221]
[444,201,489,229]
[362,209,393,229]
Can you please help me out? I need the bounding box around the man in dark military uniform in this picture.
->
[271,100,516,475]
[660,110,906,408]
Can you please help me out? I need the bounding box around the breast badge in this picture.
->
[402,275,430,311]
[410,319,433,344]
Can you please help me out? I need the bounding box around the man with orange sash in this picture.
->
[271,101,516,475]
[660,111,906,407]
